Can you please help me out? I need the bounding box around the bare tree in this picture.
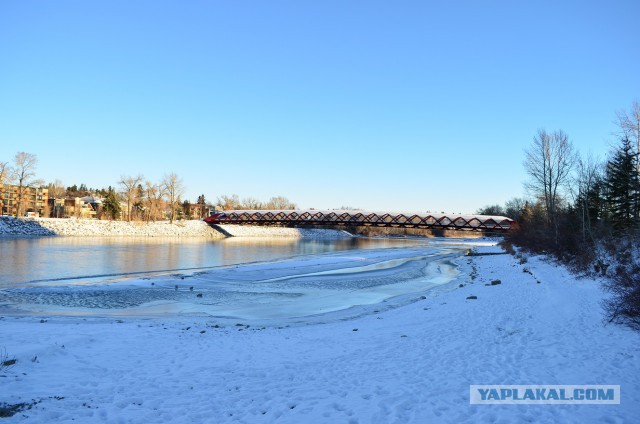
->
[216,194,241,210]
[118,175,144,222]
[615,100,640,173]
[265,196,297,210]
[162,173,184,223]
[615,101,640,220]
[0,161,10,184]
[476,204,505,216]
[47,179,66,218]
[524,129,576,241]
[143,181,157,222]
[504,197,527,221]
[12,152,43,217]
[215,194,297,211]
[144,181,166,222]
[241,197,263,209]
[0,161,12,215]
[47,179,66,199]
[572,154,604,242]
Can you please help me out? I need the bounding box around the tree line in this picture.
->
[479,100,640,330]
[215,194,297,211]
[106,173,186,223]
[1,153,298,222]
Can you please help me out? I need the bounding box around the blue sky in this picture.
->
[1,1,639,213]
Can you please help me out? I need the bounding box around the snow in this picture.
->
[0,217,351,239]
[0,217,222,238]
[214,224,353,239]
[1,241,639,423]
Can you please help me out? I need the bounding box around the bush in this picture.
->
[0,347,15,373]
[506,200,640,332]
[602,235,640,330]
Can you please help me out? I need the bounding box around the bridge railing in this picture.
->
[204,210,515,232]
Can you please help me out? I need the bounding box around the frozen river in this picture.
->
[0,236,480,323]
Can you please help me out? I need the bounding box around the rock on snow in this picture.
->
[0,217,352,239]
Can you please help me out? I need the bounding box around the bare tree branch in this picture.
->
[12,152,44,217]
[524,129,576,243]
[265,196,297,210]
[615,100,640,174]
[0,161,12,215]
[162,173,184,224]
[119,175,144,222]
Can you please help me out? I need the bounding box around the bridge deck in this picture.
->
[204,210,515,232]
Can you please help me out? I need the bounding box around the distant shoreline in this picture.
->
[0,216,492,239]
[0,216,353,239]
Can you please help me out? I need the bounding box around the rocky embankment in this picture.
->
[0,217,353,239]
[0,217,223,238]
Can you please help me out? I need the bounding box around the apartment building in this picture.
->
[0,184,49,217]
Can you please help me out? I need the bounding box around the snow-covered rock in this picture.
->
[0,217,222,238]
[0,217,354,239]
[0,216,56,236]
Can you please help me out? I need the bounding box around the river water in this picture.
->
[0,236,475,322]
[0,236,428,287]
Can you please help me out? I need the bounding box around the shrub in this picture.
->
[602,235,640,330]
[0,347,16,373]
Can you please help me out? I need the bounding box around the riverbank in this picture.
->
[1,243,638,423]
[0,216,224,238]
[0,217,353,239]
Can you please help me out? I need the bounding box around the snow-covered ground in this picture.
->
[1,241,638,423]
[0,217,351,239]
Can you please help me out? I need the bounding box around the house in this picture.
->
[48,197,100,219]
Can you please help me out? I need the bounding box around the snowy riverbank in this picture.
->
[0,217,223,238]
[1,242,638,423]
[0,217,352,239]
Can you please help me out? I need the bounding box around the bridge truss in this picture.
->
[204,210,515,232]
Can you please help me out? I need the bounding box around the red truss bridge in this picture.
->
[204,210,516,232]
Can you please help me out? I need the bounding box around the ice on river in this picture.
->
[0,244,468,324]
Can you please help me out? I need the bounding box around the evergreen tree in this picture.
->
[196,194,207,218]
[605,137,639,229]
[476,204,505,216]
[182,200,191,219]
[103,186,121,220]
[133,184,145,220]
[574,172,607,240]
